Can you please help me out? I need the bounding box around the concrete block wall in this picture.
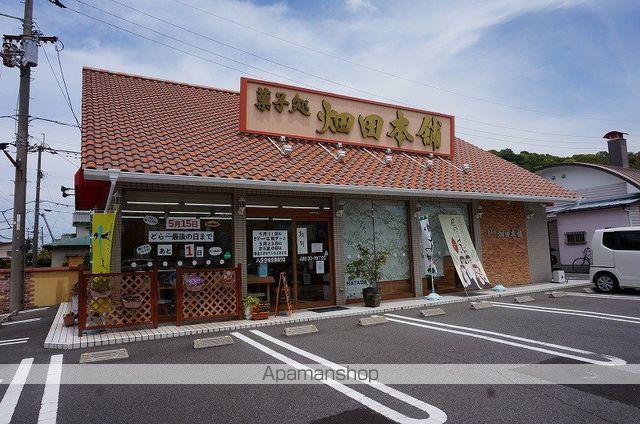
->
[0,271,9,313]
[479,200,531,286]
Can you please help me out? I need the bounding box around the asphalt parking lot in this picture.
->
[2,287,640,423]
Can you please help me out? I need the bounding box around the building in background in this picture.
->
[536,131,640,271]
[43,211,91,267]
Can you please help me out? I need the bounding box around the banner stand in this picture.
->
[492,282,508,292]
[425,273,442,301]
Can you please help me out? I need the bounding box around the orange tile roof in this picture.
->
[81,67,578,200]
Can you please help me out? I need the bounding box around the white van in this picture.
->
[590,227,640,293]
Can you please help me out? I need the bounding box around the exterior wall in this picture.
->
[628,205,640,227]
[233,191,248,297]
[0,243,11,259]
[333,195,347,305]
[556,208,629,265]
[479,200,531,286]
[525,202,552,283]
[536,166,633,200]
[51,247,89,267]
[0,267,79,312]
[408,198,424,297]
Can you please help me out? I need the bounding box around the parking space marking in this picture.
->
[385,314,625,366]
[38,354,63,424]
[0,338,29,347]
[566,293,640,301]
[0,358,34,424]
[487,302,640,324]
[233,331,448,424]
[1,318,41,326]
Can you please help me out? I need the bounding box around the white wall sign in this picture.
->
[209,246,223,256]
[311,243,323,253]
[196,246,204,258]
[149,231,214,242]
[185,244,195,258]
[136,244,152,255]
[158,244,173,256]
[439,214,491,290]
[296,227,308,255]
[316,260,325,274]
[252,230,288,258]
[143,215,159,226]
[346,278,369,300]
[166,217,200,230]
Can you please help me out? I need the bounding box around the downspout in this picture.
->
[103,169,120,212]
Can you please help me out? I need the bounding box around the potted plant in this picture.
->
[122,293,143,309]
[251,303,271,320]
[345,243,389,307]
[90,276,112,299]
[242,295,260,320]
[184,275,205,292]
[63,312,75,327]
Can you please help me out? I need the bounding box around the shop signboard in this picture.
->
[439,215,491,290]
[166,217,199,229]
[148,231,214,242]
[91,212,116,274]
[240,77,454,157]
[346,278,369,300]
[252,230,288,257]
[158,244,172,256]
[418,215,438,276]
[209,246,222,256]
[143,215,158,226]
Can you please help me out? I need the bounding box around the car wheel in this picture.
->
[594,273,618,293]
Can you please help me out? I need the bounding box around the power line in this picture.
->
[40,39,81,129]
[169,0,636,124]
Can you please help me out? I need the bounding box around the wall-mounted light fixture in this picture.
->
[474,205,483,219]
[526,208,535,219]
[336,143,346,161]
[383,148,393,165]
[268,136,293,156]
[462,163,471,173]
[336,201,345,217]
[238,196,246,215]
[413,203,422,218]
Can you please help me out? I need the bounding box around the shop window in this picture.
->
[564,231,586,246]
[343,199,410,299]
[120,193,234,271]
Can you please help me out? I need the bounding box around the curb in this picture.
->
[44,281,590,350]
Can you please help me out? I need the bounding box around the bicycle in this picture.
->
[571,247,592,273]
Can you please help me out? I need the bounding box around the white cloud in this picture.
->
[345,0,378,13]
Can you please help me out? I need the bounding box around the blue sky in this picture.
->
[0,0,639,239]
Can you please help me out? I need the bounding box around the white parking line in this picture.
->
[233,331,448,424]
[0,338,29,346]
[566,292,640,301]
[487,302,640,324]
[2,318,41,326]
[0,358,34,424]
[38,354,63,424]
[18,307,49,314]
[385,314,625,366]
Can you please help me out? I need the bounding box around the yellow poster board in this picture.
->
[91,212,116,274]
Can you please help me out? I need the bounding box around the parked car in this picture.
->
[590,227,640,293]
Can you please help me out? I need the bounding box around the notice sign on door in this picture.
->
[253,230,288,257]
[439,214,491,290]
[296,227,308,254]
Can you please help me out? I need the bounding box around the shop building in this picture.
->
[75,68,577,323]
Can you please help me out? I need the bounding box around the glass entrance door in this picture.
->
[294,220,332,306]
[246,214,333,309]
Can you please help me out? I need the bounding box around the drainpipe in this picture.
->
[103,169,120,212]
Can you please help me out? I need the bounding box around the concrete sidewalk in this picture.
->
[44,280,590,350]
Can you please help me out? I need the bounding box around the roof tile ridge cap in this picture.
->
[82,66,240,95]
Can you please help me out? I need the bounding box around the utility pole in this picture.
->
[31,134,44,267]
[8,0,34,311]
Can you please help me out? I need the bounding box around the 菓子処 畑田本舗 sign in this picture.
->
[240,78,454,157]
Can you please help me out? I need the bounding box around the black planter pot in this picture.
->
[362,287,382,307]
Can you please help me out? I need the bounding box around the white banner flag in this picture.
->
[419,215,438,276]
